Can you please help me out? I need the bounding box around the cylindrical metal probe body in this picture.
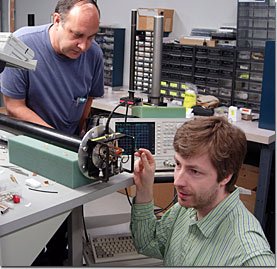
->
[129,9,137,94]
[150,15,164,106]
[0,114,81,152]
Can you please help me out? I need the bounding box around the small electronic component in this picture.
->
[10,174,18,184]
[12,194,20,203]
[0,203,9,214]
[25,178,42,188]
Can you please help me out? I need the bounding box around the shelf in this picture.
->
[96,26,125,87]
[234,0,275,112]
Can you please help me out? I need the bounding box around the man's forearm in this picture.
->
[6,106,53,128]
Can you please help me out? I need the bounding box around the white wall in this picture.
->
[15,0,57,27]
[1,0,10,31]
[14,0,237,87]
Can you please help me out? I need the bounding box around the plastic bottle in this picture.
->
[182,83,197,109]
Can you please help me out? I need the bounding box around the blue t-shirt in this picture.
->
[1,24,104,135]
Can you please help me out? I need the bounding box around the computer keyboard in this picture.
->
[87,233,147,263]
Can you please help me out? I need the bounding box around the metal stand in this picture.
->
[120,9,142,105]
[149,16,164,106]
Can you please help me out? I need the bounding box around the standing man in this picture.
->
[131,116,275,266]
[1,0,104,265]
[1,0,104,136]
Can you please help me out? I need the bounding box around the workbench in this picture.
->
[0,137,134,266]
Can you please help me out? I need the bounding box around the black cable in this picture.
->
[125,187,133,206]
[82,206,90,243]
[118,103,131,165]
[121,154,130,164]
[28,187,58,194]
[105,101,126,134]
[124,103,130,124]
[123,183,177,214]
[105,102,134,207]
[154,194,178,215]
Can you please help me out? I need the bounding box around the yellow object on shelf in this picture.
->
[183,89,196,108]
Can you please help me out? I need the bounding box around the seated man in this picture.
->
[130,116,275,267]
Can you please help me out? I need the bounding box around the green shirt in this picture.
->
[130,188,275,266]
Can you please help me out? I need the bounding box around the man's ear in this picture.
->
[52,12,61,26]
[219,174,233,187]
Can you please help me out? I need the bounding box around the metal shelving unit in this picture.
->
[95,26,125,87]
[234,0,276,112]
[133,30,153,93]
[160,43,236,107]
[129,2,275,112]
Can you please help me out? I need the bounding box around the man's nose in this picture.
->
[77,40,88,51]
[174,169,187,187]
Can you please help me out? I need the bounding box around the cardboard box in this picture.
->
[0,107,7,115]
[153,183,175,209]
[236,164,259,191]
[137,8,174,32]
[240,191,256,214]
[118,185,136,197]
[118,183,175,209]
[179,37,217,47]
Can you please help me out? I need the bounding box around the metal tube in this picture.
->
[0,114,81,152]
[129,9,137,93]
[150,15,164,106]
